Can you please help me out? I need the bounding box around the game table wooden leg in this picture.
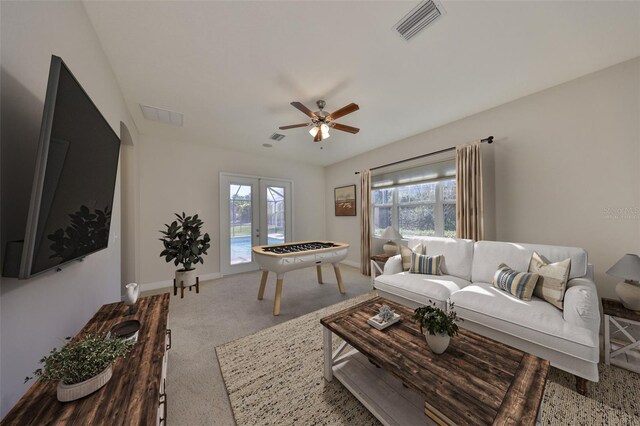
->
[258,270,268,300]
[316,265,323,284]
[273,274,284,316]
[333,263,345,294]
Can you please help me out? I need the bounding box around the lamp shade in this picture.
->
[309,124,330,140]
[606,254,640,282]
[380,226,403,241]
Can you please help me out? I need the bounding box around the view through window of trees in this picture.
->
[230,184,252,238]
[266,186,285,239]
[372,179,456,238]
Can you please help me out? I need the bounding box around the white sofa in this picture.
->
[375,236,601,384]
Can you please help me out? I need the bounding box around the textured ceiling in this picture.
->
[84,1,640,166]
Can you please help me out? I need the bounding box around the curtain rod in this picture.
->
[354,136,493,175]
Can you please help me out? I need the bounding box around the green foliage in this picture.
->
[159,212,211,271]
[26,334,134,385]
[412,301,461,337]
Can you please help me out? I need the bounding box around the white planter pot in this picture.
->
[425,333,450,354]
[57,365,113,402]
[175,268,198,287]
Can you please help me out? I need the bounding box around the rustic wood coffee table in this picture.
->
[320,297,550,426]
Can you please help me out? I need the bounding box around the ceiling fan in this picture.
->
[279,100,360,142]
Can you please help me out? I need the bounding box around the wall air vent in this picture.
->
[140,104,184,127]
[394,0,445,41]
[269,133,285,141]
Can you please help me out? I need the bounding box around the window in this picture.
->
[372,178,456,238]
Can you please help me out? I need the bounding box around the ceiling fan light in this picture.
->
[320,123,330,139]
[309,126,319,137]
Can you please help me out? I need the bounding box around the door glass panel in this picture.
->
[230,184,252,265]
[266,186,285,245]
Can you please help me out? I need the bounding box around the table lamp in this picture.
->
[606,254,640,311]
[380,226,403,256]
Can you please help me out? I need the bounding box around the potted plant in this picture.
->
[412,301,461,354]
[25,334,135,402]
[159,212,211,288]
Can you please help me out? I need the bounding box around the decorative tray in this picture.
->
[367,312,401,330]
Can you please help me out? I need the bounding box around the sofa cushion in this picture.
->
[493,264,539,300]
[529,252,571,310]
[450,282,599,362]
[409,253,443,275]
[408,236,474,281]
[472,241,588,283]
[375,272,471,306]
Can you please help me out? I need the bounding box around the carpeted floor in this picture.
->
[217,294,640,426]
[142,264,373,425]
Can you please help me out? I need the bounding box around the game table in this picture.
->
[252,241,350,315]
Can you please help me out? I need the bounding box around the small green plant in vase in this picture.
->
[412,301,461,354]
[26,334,135,401]
[159,212,211,290]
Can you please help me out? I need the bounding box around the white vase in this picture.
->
[124,282,139,305]
[175,268,198,287]
[425,333,450,354]
[57,365,112,402]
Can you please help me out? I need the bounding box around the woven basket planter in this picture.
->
[57,365,113,402]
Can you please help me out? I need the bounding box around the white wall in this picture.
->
[136,135,326,286]
[120,126,140,291]
[0,1,138,417]
[326,58,640,299]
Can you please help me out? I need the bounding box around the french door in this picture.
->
[220,173,292,275]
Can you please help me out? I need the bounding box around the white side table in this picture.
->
[603,298,640,374]
[370,254,392,288]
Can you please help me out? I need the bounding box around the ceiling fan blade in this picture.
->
[330,123,360,134]
[279,123,309,130]
[327,103,359,121]
[291,102,317,119]
[313,130,322,142]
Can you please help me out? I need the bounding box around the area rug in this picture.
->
[216,293,640,425]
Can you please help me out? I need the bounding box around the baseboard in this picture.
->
[341,260,361,269]
[140,272,223,292]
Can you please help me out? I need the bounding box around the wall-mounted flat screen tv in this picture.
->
[18,55,121,279]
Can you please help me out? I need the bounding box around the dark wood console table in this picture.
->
[2,293,170,425]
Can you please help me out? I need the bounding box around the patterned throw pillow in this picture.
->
[400,243,423,271]
[528,252,571,310]
[409,253,444,275]
[493,263,539,301]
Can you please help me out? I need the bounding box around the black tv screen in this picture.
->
[19,56,121,279]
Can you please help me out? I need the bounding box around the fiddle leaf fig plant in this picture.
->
[159,212,211,271]
[412,301,461,337]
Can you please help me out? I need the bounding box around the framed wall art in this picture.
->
[334,185,356,216]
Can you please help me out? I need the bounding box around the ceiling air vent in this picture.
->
[394,0,445,41]
[269,133,285,141]
[140,104,184,127]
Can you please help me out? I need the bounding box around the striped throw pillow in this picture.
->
[528,252,571,310]
[409,253,443,275]
[493,263,539,300]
